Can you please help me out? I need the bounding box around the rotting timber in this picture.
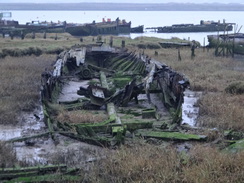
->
[41,43,206,147]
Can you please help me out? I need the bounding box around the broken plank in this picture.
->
[59,132,111,147]
[107,103,121,124]
[224,139,244,153]
[135,129,207,141]
[88,63,115,74]
[7,132,50,143]
[0,165,67,174]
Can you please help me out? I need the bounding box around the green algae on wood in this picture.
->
[5,174,81,183]
[224,139,244,153]
[135,129,207,141]
[113,77,132,88]
[142,108,156,119]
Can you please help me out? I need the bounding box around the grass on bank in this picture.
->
[86,143,244,183]
[0,54,55,124]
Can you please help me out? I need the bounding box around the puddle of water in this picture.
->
[0,104,105,166]
[182,89,202,126]
[0,107,45,141]
[0,107,49,164]
[14,143,49,165]
[0,126,22,141]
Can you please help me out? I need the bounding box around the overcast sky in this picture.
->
[1,0,243,4]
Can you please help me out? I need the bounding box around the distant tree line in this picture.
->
[0,3,244,11]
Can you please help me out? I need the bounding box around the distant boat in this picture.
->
[0,13,66,36]
[65,17,131,36]
[130,25,144,33]
[147,20,235,33]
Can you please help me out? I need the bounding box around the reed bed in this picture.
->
[0,54,55,124]
[57,110,108,124]
[87,144,244,183]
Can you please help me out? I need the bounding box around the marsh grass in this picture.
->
[198,93,244,131]
[0,33,81,58]
[57,110,108,124]
[0,142,17,168]
[87,144,244,183]
[0,55,55,124]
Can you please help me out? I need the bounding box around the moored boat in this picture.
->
[147,20,235,33]
[131,25,144,33]
[65,17,131,36]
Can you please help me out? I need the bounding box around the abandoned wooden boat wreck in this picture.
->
[65,17,131,36]
[147,20,234,33]
[40,42,206,147]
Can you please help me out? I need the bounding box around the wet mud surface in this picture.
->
[0,79,201,165]
[0,105,104,166]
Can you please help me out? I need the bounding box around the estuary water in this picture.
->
[8,10,244,45]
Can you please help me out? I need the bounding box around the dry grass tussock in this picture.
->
[57,110,108,124]
[0,142,17,167]
[198,93,244,131]
[86,144,244,183]
[0,55,55,124]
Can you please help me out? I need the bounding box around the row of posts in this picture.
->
[2,32,57,40]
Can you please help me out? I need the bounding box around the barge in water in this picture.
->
[0,13,142,37]
[65,17,132,36]
[147,20,234,33]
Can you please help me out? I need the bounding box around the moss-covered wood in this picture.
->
[224,139,244,153]
[0,165,67,181]
[135,129,207,141]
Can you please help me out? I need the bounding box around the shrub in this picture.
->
[0,142,17,168]
[146,43,161,49]
[225,82,244,94]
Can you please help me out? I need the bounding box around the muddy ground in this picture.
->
[0,79,202,166]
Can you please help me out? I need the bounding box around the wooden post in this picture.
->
[203,37,205,52]
[97,35,102,42]
[21,31,24,40]
[43,32,46,39]
[109,36,113,47]
[32,32,35,39]
[10,32,14,40]
[191,40,196,60]
[178,48,181,61]
[232,25,237,58]
[121,40,125,48]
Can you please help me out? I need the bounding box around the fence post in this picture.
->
[121,40,125,48]
[178,48,181,61]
